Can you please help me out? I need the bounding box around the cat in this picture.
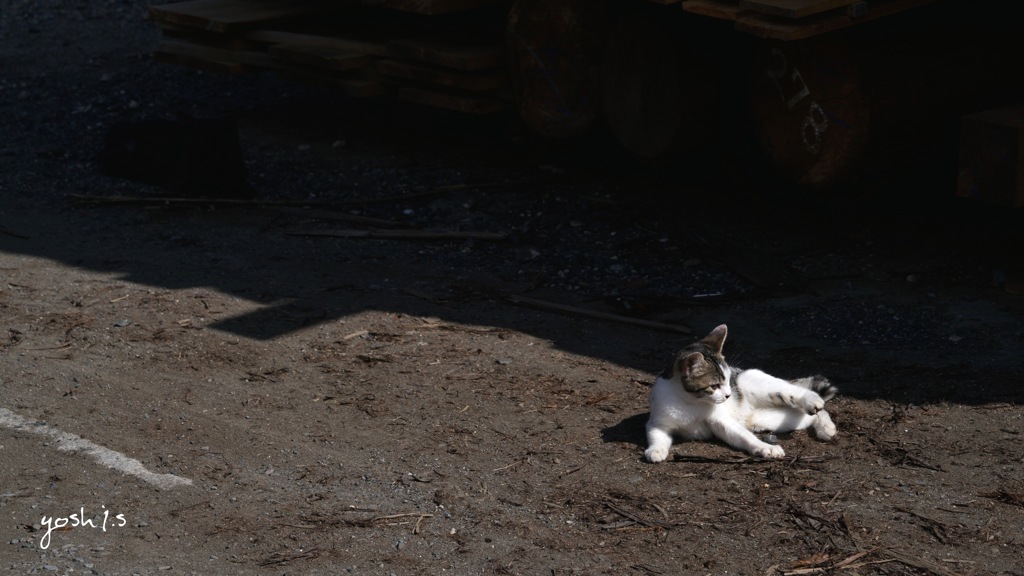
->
[645,324,837,462]
[97,116,254,199]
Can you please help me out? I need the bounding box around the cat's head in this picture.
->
[666,324,732,404]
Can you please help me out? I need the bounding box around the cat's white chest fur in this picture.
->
[647,375,719,440]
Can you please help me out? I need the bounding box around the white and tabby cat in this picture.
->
[645,324,837,462]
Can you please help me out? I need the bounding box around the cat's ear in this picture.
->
[679,352,706,377]
[702,324,727,354]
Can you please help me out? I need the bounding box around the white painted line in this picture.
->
[0,407,192,490]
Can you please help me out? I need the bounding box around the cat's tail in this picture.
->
[791,375,838,401]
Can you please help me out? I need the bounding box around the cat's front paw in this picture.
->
[801,392,825,415]
[753,444,785,459]
[645,446,670,463]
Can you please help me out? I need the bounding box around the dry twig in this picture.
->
[507,295,690,334]
[981,490,1024,507]
[884,548,964,576]
[672,454,755,464]
[604,501,672,530]
[0,225,29,239]
[895,506,951,544]
[259,547,319,567]
[289,228,506,241]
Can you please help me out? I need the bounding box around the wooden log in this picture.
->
[749,5,1024,194]
[602,8,717,160]
[957,104,1024,207]
[748,33,869,191]
[148,0,342,34]
[505,0,609,139]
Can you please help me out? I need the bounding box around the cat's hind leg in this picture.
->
[738,369,826,415]
[790,376,838,418]
[812,410,837,441]
[791,375,838,402]
[645,425,674,463]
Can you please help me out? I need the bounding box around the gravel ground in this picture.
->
[2,2,1024,575]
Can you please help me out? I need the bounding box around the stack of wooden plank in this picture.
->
[678,0,938,40]
[149,0,512,113]
[958,104,1024,208]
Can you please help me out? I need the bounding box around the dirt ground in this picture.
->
[2,2,1024,575]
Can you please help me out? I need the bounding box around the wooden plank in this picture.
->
[358,0,508,15]
[684,0,935,39]
[153,51,249,76]
[275,68,392,98]
[154,20,219,35]
[681,0,747,20]
[845,1,868,17]
[957,104,1024,208]
[160,26,261,50]
[149,0,342,34]
[398,86,507,114]
[387,38,504,71]
[735,0,938,40]
[739,0,860,19]
[376,59,507,91]
[244,30,391,57]
[736,11,851,39]
[158,38,278,68]
[269,44,375,72]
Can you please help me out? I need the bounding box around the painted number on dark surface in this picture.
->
[765,47,829,156]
